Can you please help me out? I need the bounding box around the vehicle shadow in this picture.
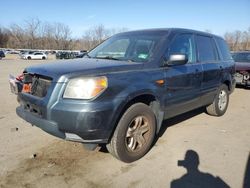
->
[100,107,205,153]
[170,150,230,188]
[155,107,205,141]
[243,153,250,188]
[236,85,250,90]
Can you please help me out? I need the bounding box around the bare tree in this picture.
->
[224,29,250,51]
[24,18,41,49]
[82,24,108,49]
[81,25,128,50]
[242,31,249,50]
[233,30,242,50]
[2,20,130,51]
[247,27,250,50]
[3,18,250,52]
[0,27,9,47]
[40,22,56,49]
[8,23,27,48]
[52,22,72,50]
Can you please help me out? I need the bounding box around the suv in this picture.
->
[10,28,235,162]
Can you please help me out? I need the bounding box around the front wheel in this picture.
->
[107,103,156,163]
[206,84,229,116]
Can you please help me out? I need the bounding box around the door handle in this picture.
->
[219,66,223,72]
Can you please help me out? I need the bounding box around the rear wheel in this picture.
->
[27,56,31,60]
[107,103,156,163]
[206,84,229,116]
[42,56,46,60]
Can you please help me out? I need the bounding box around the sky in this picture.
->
[0,0,249,38]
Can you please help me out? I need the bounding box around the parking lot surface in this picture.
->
[0,56,249,188]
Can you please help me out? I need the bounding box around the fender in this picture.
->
[110,90,165,138]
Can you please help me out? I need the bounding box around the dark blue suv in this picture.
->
[10,28,235,162]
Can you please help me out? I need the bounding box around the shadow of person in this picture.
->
[243,153,250,188]
[171,150,230,188]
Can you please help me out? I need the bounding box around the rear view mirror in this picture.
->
[165,54,188,66]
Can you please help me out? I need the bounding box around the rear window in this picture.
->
[215,38,232,61]
[196,35,218,62]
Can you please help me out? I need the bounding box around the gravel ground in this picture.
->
[0,55,249,188]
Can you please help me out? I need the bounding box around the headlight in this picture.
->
[63,76,108,99]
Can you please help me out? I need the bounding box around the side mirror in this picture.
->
[164,54,188,66]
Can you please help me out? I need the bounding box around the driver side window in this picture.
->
[167,34,195,63]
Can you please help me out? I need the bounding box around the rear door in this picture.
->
[164,33,203,118]
[195,35,221,104]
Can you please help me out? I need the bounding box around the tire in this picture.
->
[42,56,46,60]
[206,84,229,116]
[107,103,156,163]
[27,56,31,60]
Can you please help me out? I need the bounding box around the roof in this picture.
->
[116,28,222,39]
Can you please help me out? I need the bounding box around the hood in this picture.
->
[235,62,250,71]
[24,58,143,80]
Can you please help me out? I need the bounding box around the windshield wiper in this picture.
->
[91,55,135,62]
[95,56,120,61]
[96,56,119,60]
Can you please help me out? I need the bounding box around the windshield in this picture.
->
[87,33,163,62]
[232,52,250,63]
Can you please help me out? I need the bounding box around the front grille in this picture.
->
[23,74,52,97]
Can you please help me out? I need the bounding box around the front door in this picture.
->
[164,33,202,118]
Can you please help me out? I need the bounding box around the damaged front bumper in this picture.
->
[10,74,124,144]
[15,93,122,144]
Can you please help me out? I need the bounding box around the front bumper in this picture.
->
[16,93,125,144]
[16,106,66,139]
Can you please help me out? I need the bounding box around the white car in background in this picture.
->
[21,52,47,60]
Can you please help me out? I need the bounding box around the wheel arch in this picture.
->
[221,72,235,93]
[223,80,230,91]
[109,92,164,142]
[222,77,235,93]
